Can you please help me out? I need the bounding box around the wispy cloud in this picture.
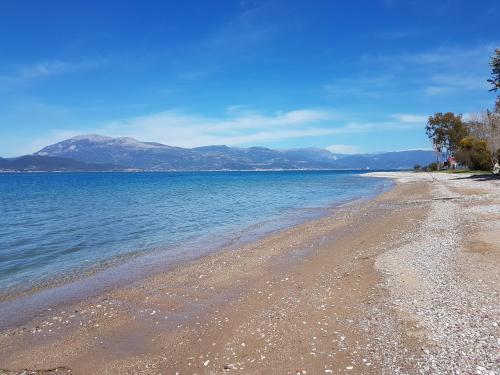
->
[387,44,496,67]
[325,44,498,101]
[423,74,490,96]
[96,108,341,147]
[390,113,428,123]
[206,0,277,50]
[324,75,398,98]
[0,58,109,85]
[26,107,425,153]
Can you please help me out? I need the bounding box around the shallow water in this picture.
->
[0,171,391,298]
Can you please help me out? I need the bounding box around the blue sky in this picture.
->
[0,0,498,156]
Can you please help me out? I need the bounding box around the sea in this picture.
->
[0,171,391,302]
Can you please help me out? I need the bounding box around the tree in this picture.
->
[466,111,500,166]
[488,48,500,112]
[425,112,469,163]
[455,136,492,171]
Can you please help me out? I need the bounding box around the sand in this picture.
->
[0,172,498,374]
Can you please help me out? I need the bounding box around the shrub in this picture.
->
[414,164,422,172]
[455,136,493,170]
[427,162,439,171]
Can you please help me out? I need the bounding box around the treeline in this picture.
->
[424,49,500,172]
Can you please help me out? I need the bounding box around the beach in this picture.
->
[1,172,499,374]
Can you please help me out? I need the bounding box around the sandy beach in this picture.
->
[0,172,499,374]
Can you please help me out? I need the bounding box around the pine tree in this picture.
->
[488,49,500,112]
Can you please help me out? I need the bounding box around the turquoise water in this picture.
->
[0,171,390,298]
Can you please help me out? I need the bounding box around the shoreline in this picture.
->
[0,176,393,329]
[1,172,498,374]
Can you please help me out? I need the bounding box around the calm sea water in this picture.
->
[0,171,390,298]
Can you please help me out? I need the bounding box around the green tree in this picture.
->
[488,48,500,112]
[425,112,469,163]
[455,136,493,171]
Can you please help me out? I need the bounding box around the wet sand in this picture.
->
[1,172,499,374]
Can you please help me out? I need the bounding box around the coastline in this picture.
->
[1,172,498,374]
[0,174,391,323]
[0,170,390,304]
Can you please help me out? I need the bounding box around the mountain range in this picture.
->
[0,135,436,171]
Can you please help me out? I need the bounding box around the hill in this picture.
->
[31,135,435,171]
[0,155,124,172]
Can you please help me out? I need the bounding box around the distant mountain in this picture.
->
[29,134,436,171]
[0,155,124,172]
[327,151,436,170]
[34,135,344,170]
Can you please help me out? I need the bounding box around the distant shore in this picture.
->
[0,172,498,374]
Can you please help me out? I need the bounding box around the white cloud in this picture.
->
[21,108,426,154]
[326,144,360,154]
[424,85,455,96]
[390,113,428,123]
[94,109,342,147]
